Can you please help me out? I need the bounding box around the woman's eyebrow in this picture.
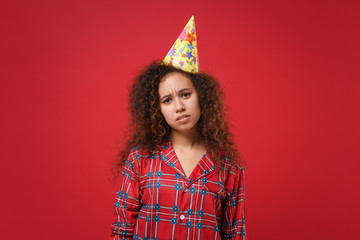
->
[160,88,191,101]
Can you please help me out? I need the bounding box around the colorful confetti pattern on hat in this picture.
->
[163,15,198,73]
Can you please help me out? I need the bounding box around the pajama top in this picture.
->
[110,138,246,240]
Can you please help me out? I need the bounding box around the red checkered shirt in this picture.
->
[110,138,246,239]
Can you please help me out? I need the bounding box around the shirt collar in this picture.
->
[160,137,216,182]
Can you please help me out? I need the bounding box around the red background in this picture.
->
[1,0,359,239]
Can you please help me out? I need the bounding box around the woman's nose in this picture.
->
[175,98,185,112]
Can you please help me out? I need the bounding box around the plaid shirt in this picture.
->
[110,138,246,240]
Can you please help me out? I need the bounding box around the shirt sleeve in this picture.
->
[220,166,246,240]
[109,150,142,240]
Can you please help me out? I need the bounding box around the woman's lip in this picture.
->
[176,114,189,120]
[176,115,190,121]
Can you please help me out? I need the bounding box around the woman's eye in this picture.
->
[163,98,171,104]
[182,92,191,98]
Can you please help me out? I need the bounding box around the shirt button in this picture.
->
[180,214,185,220]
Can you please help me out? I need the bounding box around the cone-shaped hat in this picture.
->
[163,16,198,73]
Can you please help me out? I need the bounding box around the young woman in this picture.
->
[110,62,246,240]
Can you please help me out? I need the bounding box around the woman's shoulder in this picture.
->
[127,140,169,161]
[217,152,245,180]
[216,155,245,194]
[217,151,243,169]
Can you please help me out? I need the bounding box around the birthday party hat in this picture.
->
[163,16,198,73]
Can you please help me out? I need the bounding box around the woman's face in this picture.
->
[158,72,201,134]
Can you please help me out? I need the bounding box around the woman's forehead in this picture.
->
[159,72,194,92]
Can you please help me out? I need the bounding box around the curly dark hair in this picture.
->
[111,61,245,179]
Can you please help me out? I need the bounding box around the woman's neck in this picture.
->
[170,128,203,149]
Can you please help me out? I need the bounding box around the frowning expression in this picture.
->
[158,72,201,134]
